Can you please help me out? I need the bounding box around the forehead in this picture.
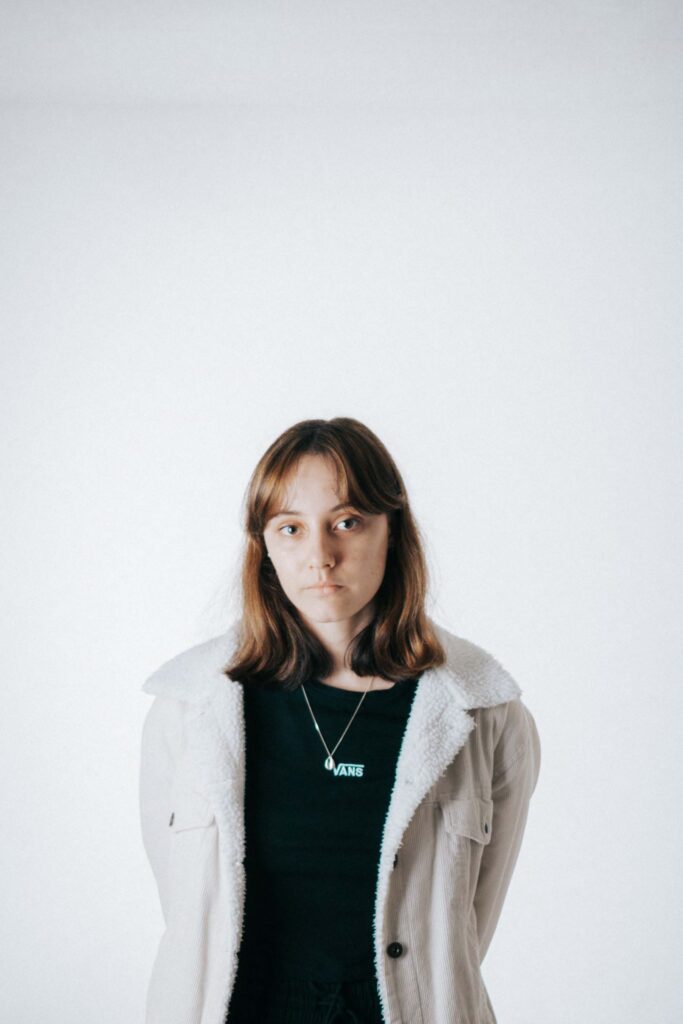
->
[266,457,353,519]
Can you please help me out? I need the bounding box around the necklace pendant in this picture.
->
[324,755,335,771]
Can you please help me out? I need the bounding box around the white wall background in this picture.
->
[1,3,681,1022]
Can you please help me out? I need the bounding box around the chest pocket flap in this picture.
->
[440,795,493,845]
[169,789,216,832]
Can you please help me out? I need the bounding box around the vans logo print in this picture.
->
[333,762,365,777]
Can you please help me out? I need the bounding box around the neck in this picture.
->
[318,673,395,692]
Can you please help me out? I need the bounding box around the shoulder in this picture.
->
[479,698,541,784]
[430,619,522,708]
[140,620,241,702]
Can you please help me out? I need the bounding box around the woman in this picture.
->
[139,416,541,1024]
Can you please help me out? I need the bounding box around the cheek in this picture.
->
[358,541,389,573]
[273,557,295,580]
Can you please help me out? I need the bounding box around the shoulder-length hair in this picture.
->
[224,416,446,690]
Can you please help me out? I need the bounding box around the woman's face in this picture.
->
[262,454,391,629]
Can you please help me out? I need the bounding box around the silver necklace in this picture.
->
[300,675,377,770]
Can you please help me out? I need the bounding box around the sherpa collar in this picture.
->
[141,616,522,710]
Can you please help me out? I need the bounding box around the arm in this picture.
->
[474,699,541,963]
[138,695,185,926]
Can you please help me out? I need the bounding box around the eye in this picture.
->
[338,516,361,531]
[278,516,361,537]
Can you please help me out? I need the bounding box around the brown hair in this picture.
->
[224,416,446,691]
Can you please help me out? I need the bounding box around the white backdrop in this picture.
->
[1,3,681,1022]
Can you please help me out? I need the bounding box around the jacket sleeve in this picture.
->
[473,698,541,963]
[139,694,185,927]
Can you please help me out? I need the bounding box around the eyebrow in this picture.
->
[270,502,355,519]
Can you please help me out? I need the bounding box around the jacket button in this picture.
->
[386,941,403,958]
[393,854,398,869]
[484,822,489,833]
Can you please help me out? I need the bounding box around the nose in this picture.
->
[307,527,336,569]
[309,550,335,569]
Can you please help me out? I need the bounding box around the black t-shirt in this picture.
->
[234,673,421,984]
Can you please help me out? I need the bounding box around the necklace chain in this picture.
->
[300,676,376,770]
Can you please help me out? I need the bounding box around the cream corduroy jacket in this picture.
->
[139,618,541,1024]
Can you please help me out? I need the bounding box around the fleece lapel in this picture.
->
[373,622,522,964]
[142,623,249,898]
